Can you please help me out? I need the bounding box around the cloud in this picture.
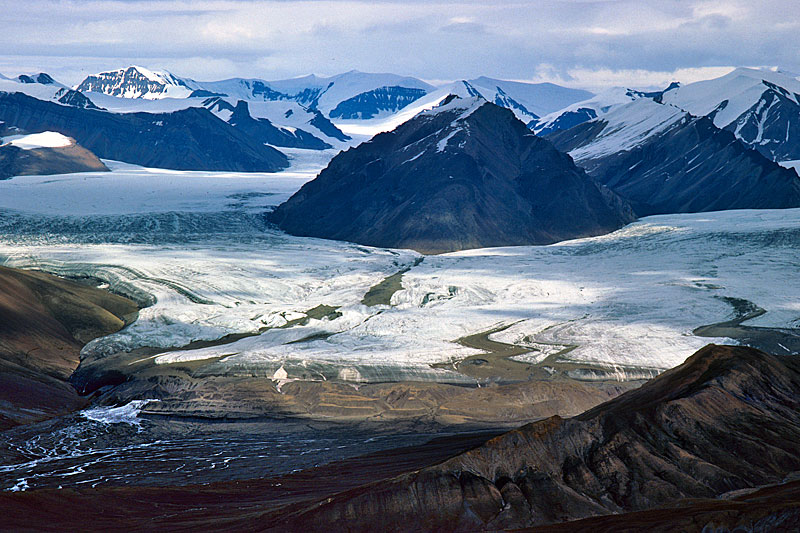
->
[0,0,798,89]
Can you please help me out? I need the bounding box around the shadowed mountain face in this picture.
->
[0,92,289,171]
[270,345,800,531]
[0,266,138,429]
[270,97,634,253]
[547,100,800,216]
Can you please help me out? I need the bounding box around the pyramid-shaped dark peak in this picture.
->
[269,99,635,253]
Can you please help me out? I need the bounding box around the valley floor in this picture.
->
[0,151,798,505]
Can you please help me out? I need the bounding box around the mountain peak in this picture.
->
[75,65,195,99]
[269,99,634,253]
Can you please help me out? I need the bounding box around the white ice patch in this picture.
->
[8,479,29,492]
[779,159,800,177]
[80,400,158,426]
[437,128,461,152]
[2,131,72,150]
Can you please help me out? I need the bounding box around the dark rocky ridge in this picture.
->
[17,73,56,85]
[547,103,800,215]
[523,479,800,532]
[0,138,108,179]
[53,87,101,109]
[270,97,635,253]
[200,97,347,148]
[270,345,800,531]
[0,92,289,171]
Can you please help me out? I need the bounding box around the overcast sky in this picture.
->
[1,0,799,90]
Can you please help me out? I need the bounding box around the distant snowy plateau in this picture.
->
[0,148,798,383]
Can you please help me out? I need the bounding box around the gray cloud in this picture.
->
[0,0,798,89]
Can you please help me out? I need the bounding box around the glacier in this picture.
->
[0,153,798,382]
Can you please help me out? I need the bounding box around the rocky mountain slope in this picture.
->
[0,92,289,171]
[207,98,333,149]
[270,345,800,531]
[270,96,634,253]
[0,266,138,429]
[547,98,800,215]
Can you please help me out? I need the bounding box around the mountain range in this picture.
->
[2,65,800,249]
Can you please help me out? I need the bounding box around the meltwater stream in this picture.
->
[0,401,445,492]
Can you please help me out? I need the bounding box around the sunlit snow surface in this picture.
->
[0,152,798,378]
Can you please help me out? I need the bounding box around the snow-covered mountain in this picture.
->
[532,83,679,135]
[467,76,592,125]
[660,67,800,162]
[78,67,437,121]
[76,66,197,99]
[0,75,99,109]
[547,98,800,215]
[73,66,602,128]
[265,70,435,118]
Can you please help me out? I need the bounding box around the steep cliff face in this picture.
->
[0,92,288,171]
[270,345,800,531]
[270,97,634,253]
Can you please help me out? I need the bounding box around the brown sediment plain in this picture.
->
[0,265,138,429]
